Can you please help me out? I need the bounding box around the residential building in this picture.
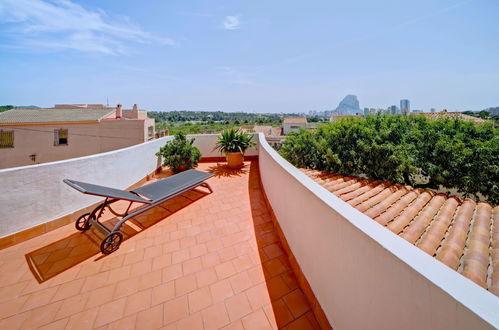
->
[486,106,499,116]
[400,99,410,114]
[330,114,361,122]
[0,104,155,169]
[388,105,399,114]
[282,116,308,134]
[411,109,488,124]
[240,125,284,147]
[431,107,436,113]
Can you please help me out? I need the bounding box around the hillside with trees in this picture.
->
[149,110,288,135]
[279,114,498,204]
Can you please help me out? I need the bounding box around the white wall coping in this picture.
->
[256,133,499,328]
[0,136,172,174]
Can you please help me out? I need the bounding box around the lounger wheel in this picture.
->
[100,232,123,254]
[75,213,94,231]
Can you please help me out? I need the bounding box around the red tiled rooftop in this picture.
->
[301,168,499,296]
[282,117,307,124]
[0,162,320,329]
[411,111,488,124]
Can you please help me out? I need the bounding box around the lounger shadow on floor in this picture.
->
[25,189,208,283]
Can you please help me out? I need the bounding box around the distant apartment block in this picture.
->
[282,116,308,134]
[388,105,399,114]
[400,99,410,114]
[486,106,499,116]
[0,104,155,169]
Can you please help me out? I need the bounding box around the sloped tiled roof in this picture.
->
[412,112,488,124]
[301,169,499,296]
[239,125,283,137]
[283,117,307,124]
[329,115,360,121]
[0,108,114,124]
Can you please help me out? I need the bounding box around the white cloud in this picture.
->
[223,15,240,30]
[0,0,174,54]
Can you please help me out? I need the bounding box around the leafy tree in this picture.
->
[0,105,14,112]
[478,110,490,119]
[280,114,498,203]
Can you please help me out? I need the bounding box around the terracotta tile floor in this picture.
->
[0,161,320,329]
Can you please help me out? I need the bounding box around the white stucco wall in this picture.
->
[187,133,258,158]
[282,122,306,135]
[0,134,249,238]
[256,133,499,330]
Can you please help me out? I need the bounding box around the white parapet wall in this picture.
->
[188,133,258,159]
[0,134,258,238]
[256,133,499,330]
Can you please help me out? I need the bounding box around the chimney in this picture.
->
[116,104,122,119]
[132,104,139,119]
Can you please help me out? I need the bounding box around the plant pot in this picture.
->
[227,152,244,168]
[176,165,188,172]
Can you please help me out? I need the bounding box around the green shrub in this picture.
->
[280,114,498,204]
[214,128,256,154]
[156,133,201,173]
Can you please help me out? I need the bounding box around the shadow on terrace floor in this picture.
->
[247,161,320,329]
[25,184,210,284]
[206,162,249,178]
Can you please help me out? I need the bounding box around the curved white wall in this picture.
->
[0,136,171,237]
[256,133,499,330]
[0,134,259,238]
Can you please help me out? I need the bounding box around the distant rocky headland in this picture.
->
[336,95,361,115]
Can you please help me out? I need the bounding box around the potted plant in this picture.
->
[214,128,256,168]
[156,133,201,173]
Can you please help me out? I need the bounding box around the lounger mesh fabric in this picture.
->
[132,170,213,201]
[63,180,151,203]
[63,169,213,254]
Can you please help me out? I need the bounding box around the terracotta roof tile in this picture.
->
[283,117,307,124]
[412,112,488,124]
[0,108,114,124]
[301,168,498,297]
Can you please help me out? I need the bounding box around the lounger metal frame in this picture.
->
[64,171,213,254]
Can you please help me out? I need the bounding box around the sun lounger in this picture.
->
[64,169,213,254]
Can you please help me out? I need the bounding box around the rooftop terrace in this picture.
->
[0,133,497,329]
[0,161,321,329]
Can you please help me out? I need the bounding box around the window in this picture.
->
[148,126,154,138]
[54,129,68,146]
[0,130,14,148]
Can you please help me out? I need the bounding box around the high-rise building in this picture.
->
[400,99,410,113]
[430,108,436,113]
[388,105,399,114]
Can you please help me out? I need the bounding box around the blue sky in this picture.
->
[0,0,498,112]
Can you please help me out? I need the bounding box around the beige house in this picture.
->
[282,116,308,134]
[0,104,155,169]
